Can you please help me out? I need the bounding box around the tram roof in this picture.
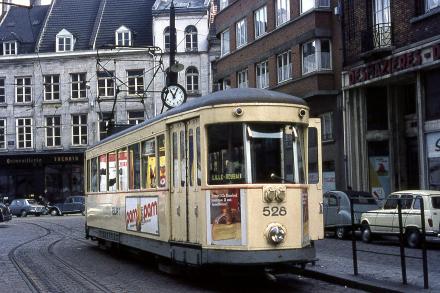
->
[92,88,307,148]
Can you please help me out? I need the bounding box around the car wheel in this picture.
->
[20,210,27,217]
[336,227,347,240]
[406,229,421,249]
[361,224,372,243]
[35,213,40,217]
[50,209,59,216]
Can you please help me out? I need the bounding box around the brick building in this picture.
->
[211,0,344,191]
[341,0,440,198]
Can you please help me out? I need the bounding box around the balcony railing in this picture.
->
[361,23,392,53]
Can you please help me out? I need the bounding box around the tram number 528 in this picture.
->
[263,206,287,216]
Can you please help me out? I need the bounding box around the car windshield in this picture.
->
[432,196,440,209]
[27,199,37,204]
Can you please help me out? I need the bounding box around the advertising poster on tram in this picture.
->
[207,188,245,245]
[126,197,159,235]
[118,150,128,190]
[108,152,117,191]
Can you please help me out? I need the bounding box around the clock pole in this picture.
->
[168,0,177,85]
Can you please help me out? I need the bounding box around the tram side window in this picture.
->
[129,143,141,190]
[118,148,128,191]
[99,154,107,192]
[86,159,90,192]
[308,127,319,184]
[189,128,194,187]
[207,124,245,185]
[180,130,186,187]
[157,135,166,188]
[142,139,157,189]
[91,157,98,192]
[172,132,178,188]
[108,152,117,191]
[196,127,201,186]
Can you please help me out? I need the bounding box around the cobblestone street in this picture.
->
[0,216,362,293]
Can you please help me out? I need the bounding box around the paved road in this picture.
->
[0,216,362,293]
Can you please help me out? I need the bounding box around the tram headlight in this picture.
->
[265,223,286,245]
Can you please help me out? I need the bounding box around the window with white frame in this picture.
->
[254,6,267,38]
[56,29,74,52]
[301,0,330,14]
[97,71,115,97]
[256,60,269,89]
[426,0,440,11]
[0,78,4,103]
[15,77,32,103]
[221,29,230,56]
[99,112,112,140]
[185,26,198,52]
[164,27,170,52]
[320,112,333,141]
[71,73,87,99]
[277,51,292,83]
[373,0,391,48]
[0,119,5,149]
[276,0,290,27]
[45,116,61,147]
[236,18,247,48]
[43,75,60,101]
[302,39,331,74]
[115,26,131,46]
[186,67,199,93]
[219,0,228,10]
[128,111,144,125]
[127,70,144,95]
[237,69,248,88]
[16,118,33,149]
[3,41,17,55]
[72,114,87,145]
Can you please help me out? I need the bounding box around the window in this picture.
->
[127,70,144,95]
[164,27,170,52]
[221,29,230,56]
[276,0,290,27]
[237,69,248,88]
[3,41,17,55]
[99,112,112,140]
[426,0,440,11]
[256,60,269,89]
[320,112,333,141]
[373,0,391,48]
[0,78,5,103]
[254,6,267,38]
[115,26,131,46]
[236,18,247,48]
[45,116,61,147]
[327,194,338,206]
[118,148,128,191]
[108,152,117,191]
[277,51,292,83]
[71,73,86,99]
[302,39,331,74]
[219,0,228,10]
[0,119,5,149]
[16,118,33,149]
[15,77,32,103]
[56,29,74,52]
[97,71,115,97]
[400,194,414,209]
[384,194,398,209]
[129,143,141,190]
[43,75,60,101]
[301,0,330,14]
[72,114,87,146]
[99,154,108,192]
[186,67,199,93]
[128,111,144,125]
[142,139,157,188]
[185,26,198,52]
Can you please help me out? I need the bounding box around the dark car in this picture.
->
[9,199,45,217]
[0,203,12,222]
[49,196,85,216]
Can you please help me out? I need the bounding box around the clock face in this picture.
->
[161,84,187,108]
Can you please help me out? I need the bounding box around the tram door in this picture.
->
[170,119,201,243]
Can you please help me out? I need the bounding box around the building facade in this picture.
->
[211,0,344,192]
[341,0,440,199]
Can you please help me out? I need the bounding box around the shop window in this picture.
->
[425,70,440,121]
[366,87,388,131]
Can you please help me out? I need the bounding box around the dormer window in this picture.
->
[56,29,74,52]
[3,41,17,55]
[115,26,131,47]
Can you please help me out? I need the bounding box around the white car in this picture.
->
[360,190,440,248]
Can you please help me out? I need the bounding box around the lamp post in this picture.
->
[168,0,177,85]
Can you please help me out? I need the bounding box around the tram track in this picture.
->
[8,221,112,293]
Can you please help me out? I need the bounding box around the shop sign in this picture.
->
[349,42,440,86]
[125,196,159,235]
[427,132,440,158]
[53,155,81,163]
[6,157,42,165]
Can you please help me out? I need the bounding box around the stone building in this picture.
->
[341,0,440,198]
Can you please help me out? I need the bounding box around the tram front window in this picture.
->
[207,123,306,185]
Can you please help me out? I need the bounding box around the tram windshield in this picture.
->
[207,123,306,185]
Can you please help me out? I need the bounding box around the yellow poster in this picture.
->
[147,157,157,188]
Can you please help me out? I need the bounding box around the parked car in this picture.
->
[49,196,85,216]
[9,199,45,217]
[360,190,440,248]
[0,202,12,222]
[324,190,380,239]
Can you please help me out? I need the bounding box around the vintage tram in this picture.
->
[85,88,323,268]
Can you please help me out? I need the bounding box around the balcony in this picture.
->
[361,23,393,58]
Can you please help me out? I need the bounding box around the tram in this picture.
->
[84,88,323,268]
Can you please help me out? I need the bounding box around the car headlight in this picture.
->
[265,223,286,245]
